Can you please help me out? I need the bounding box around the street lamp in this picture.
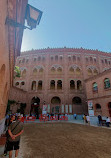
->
[5,4,43,30]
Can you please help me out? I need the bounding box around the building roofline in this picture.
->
[84,68,111,82]
[21,47,111,57]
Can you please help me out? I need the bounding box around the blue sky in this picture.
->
[21,0,111,52]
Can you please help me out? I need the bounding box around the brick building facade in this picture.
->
[0,0,28,135]
[14,48,111,116]
[85,68,111,117]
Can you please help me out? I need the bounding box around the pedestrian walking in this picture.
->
[7,116,24,158]
[86,115,90,125]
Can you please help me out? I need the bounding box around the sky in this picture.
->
[21,0,111,52]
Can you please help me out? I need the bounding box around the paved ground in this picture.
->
[0,120,111,158]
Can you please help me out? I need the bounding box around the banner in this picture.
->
[42,105,48,115]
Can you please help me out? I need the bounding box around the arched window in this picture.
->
[38,80,42,90]
[34,58,36,62]
[60,56,63,60]
[105,59,108,64]
[76,67,81,75]
[93,69,98,75]
[26,59,29,63]
[42,56,45,61]
[51,67,55,73]
[21,81,25,86]
[70,80,75,90]
[19,60,21,64]
[77,80,82,90]
[55,55,58,61]
[31,81,36,91]
[88,68,92,76]
[33,68,37,75]
[57,80,62,89]
[15,82,19,86]
[101,60,104,64]
[22,58,25,63]
[94,58,96,63]
[90,57,93,62]
[69,67,74,74]
[92,82,98,92]
[57,67,62,73]
[39,68,43,73]
[51,97,61,104]
[51,56,53,61]
[77,57,80,61]
[73,56,76,61]
[38,56,41,61]
[104,78,110,89]
[22,69,26,77]
[50,80,55,89]
[86,57,88,62]
[72,97,82,104]
[96,104,101,109]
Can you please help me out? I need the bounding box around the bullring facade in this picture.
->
[14,48,111,116]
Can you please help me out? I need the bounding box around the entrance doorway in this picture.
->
[51,97,61,114]
[108,102,111,117]
[30,97,40,119]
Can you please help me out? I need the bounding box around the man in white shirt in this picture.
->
[106,117,110,127]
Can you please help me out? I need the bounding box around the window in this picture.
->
[33,68,37,75]
[51,56,53,61]
[57,67,62,73]
[38,80,42,90]
[76,67,81,75]
[26,59,29,63]
[31,81,36,91]
[104,78,110,89]
[57,80,62,89]
[38,56,41,61]
[69,67,74,73]
[77,80,82,90]
[105,59,108,64]
[22,69,26,77]
[94,58,96,63]
[73,56,76,61]
[101,60,104,64]
[55,55,58,61]
[93,82,98,92]
[96,104,101,109]
[15,82,19,86]
[51,67,55,73]
[93,69,98,75]
[88,68,92,76]
[19,60,21,64]
[21,81,25,86]
[72,97,82,104]
[50,80,55,89]
[86,57,88,62]
[34,58,36,62]
[90,57,93,62]
[39,68,43,73]
[70,80,75,90]
[22,59,25,63]
[77,57,80,61]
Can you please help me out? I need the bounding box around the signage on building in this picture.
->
[42,105,48,115]
[88,100,94,116]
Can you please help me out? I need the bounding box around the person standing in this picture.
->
[98,115,102,126]
[106,117,110,127]
[7,116,24,158]
[73,113,77,120]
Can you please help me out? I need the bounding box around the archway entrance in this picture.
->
[108,102,111,117]
[51,97,61,114]
[30,97,40,119]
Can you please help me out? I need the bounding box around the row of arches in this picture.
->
[31,96,82,105]
[92,78,110,92]
[17,65,99,78]
[95,103,111,117]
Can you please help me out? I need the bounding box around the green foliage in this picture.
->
[14,66,21,78]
